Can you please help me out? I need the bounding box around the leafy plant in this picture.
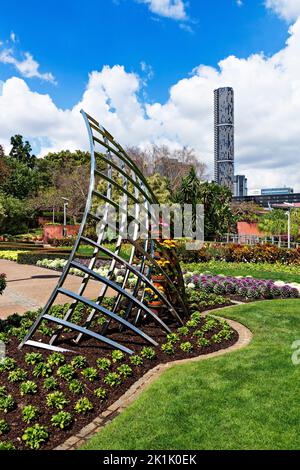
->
[47,352,65,366]
[111,350,125,363]
[94,387,108,401]
[197,337,210,347]
[0,441,15,450]
[117,364,132,378]
[130,355,143,366]
[46,391,69,410]
[25,352,43,365]
[22,424,48,449]
[20,380,38,396]
[103,372,121,388]
[0,357,16,372]
[33,362,52,378]
[190,311,202,323]
[211,333,223,344]
[186,319,198,328]
[74,397,93,414]
[43,377,59,391]
[0,419,10,435]
[81,367,98,382]
[57,364,76,382]
[51,411,73,430]
[180,342,193,353]
[0,395,16,413]
[8,368,27,383]
[161,342,175,355]
[96,357,111,371]
[166,333,179,344]
[68,379,84,395]
[22,405,39,424]
[140,347,156,360]
[71,355,87,369]
[177,326,189,336]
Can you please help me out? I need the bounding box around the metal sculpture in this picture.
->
[19,110,187,354]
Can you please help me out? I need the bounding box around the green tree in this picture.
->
[9,135,36,169]
[0,192,31,234]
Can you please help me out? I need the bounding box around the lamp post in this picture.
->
[284,203,293,249]
[62,197,69,237]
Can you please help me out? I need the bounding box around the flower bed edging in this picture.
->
[55,312,252,451]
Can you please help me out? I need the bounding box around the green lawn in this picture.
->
[82,299,300,450]
[183,261,300,284]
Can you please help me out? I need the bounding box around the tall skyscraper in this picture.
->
[214,87,235,193]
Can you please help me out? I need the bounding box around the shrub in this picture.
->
[43,377,59,391]
[71,355,87,369]
[0,357,16,372]
[0,395,15,413]
[51,411,73,430]
[197,337,210,347]
[68,379,84,395]
[74,397,93,414]
[46,391,68,410]
[22,424,49,449]
[161,342,175,355]
[20,380,38,396]
[0,419,10,435]
[81,367,98,382]
[180,342,193,353]
[111,350,125,363]
[25,352,43,366]
[166,333,180,344]
[140,347,156,360]
[47,352,65,366]
[117,364,132,378]
[0,273,6,295]
[57,364,76,382]
[177,326,189,336]
[104,372,121,387]
[94,387,108,401]
[22,405,39,424]
[33,362,52,378]
[96,357,111,371]
[0,441,16,450]
[8,368,27,383]
[129,355,143,366]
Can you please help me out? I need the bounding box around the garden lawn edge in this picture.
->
[54,309,252,451]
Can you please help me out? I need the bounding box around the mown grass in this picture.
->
[82,299,300,450]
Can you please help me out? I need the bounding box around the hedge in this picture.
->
[177,242,300,265]
[0,273,6,295]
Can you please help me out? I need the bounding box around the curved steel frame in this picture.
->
[19,110,187,354]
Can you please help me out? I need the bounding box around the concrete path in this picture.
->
[0,259,112,320]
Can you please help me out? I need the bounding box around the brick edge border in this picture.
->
[55,307,252,450]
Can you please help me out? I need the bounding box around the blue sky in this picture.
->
[0,0,288,107]
[1,0,300,191]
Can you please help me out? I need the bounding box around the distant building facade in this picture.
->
[234,175,248,197]
[261,187,294,196]
[233,193,300,208]
[214,87,234,193]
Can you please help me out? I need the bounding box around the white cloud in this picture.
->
[10,31,16,43]
[265,0,300,21]
[236,0,243,6]
[138,0,188,20]
[2,19,300,191]
[0,36,55,83]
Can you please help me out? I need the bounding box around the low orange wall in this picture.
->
[237,222,265,237]
[43,224,80,242]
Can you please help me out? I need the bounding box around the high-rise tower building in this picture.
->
[214,87,234,193]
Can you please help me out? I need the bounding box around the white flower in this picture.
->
[187,283,196,289]
[274,281,285,287]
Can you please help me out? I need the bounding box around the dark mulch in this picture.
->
[1,312,238,450]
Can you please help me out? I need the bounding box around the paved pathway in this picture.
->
[0,259,112,320]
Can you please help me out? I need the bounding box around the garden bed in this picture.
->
[0,303,237,450]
